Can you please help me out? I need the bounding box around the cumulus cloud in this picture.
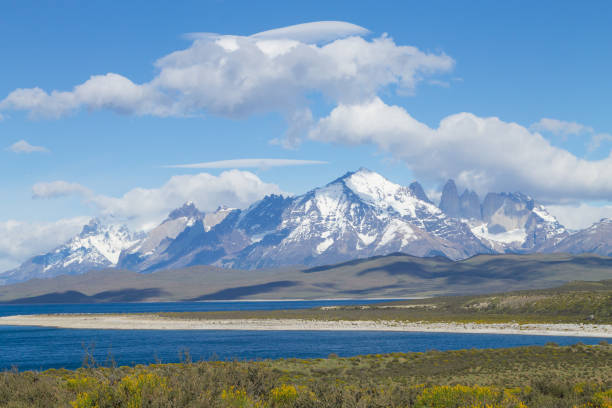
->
[7,139,49,153]
[33,170,284,231]
[32,180,92,199]
[163,158,327,169]
[309,97,612,201]
[0,21,453,144]
[0,217,90,272]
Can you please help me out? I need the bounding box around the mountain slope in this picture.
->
[123,169,491,272]
[2,169,609,285]
[0,219,143,285]
[470,192,568,252]
[543,218,612,257]
[436,180,568,253]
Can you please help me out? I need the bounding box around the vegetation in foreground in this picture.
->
[155,279,612,325]
[2,343,612,407]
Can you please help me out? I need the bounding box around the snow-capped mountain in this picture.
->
[438,180,568,252]
[119,169,491,272]
[117,201,204,270]
[2,169,609,285]
[542,218,612,257]
[0,219,143,285]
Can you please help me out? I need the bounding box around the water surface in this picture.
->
[1,301,607,371]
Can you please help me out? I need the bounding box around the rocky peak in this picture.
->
[481,192,534,224]
[79,218,103,237]
[409,182,432,204]
[439,179,461,218]
[166,201,203,221]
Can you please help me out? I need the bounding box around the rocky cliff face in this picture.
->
[439,180,461,218]
[469,192,567,252]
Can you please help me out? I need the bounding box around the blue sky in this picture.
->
[1,0,611,270]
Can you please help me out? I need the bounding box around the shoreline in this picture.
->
[1,314,611,338]
[0,297,422,304]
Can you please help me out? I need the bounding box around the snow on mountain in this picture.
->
[542,218,612,257]
[117,202,204,270]
[437,183,568,253]
[113,169,489,272]
[0,219,143,285]
[224,169,490,268]
[475,193,567,252]
[2,169,607,286]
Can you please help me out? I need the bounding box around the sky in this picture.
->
[1,0,611,271]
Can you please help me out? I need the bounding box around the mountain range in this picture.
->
[1,168,610,285]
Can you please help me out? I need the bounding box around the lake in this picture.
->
[0,301,608,371]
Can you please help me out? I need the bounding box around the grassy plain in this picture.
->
[2,253,611,303]
[157,280,612,325]
[2,344,611,407]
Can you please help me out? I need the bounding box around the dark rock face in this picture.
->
[237,194,293,235]
[439,180,461,218]
[166,201,203,221]
[459,190,481,220]
[482,193,533,225]
[409,182,432,204]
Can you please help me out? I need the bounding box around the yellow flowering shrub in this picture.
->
[269,384,298,406]
[416,385,521,408]
[592,389,612,408]
[119,372,168,408]
[65,374,101,393]
[221,385,261,408]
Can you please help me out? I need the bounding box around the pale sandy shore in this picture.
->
[1,314,611,338]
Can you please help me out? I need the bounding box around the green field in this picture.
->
[2,344,611,407]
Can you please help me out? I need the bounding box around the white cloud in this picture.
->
[547,203,612,230]
[309,97,612,201]
[0,21,453,144]
[33,170,284,231]
[588,133,612,152]
[531,118,612,152]
[163,158,327,169]
[32,180,92,199]
[0,217,90,273]
[7,139,49,153]
[530,118,592,137]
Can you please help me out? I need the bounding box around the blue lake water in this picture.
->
[0,299,386,317]
[0,301,608,371]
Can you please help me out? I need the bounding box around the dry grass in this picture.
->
[1,343,611,407]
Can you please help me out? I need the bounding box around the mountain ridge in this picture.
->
[1,169,610,285]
